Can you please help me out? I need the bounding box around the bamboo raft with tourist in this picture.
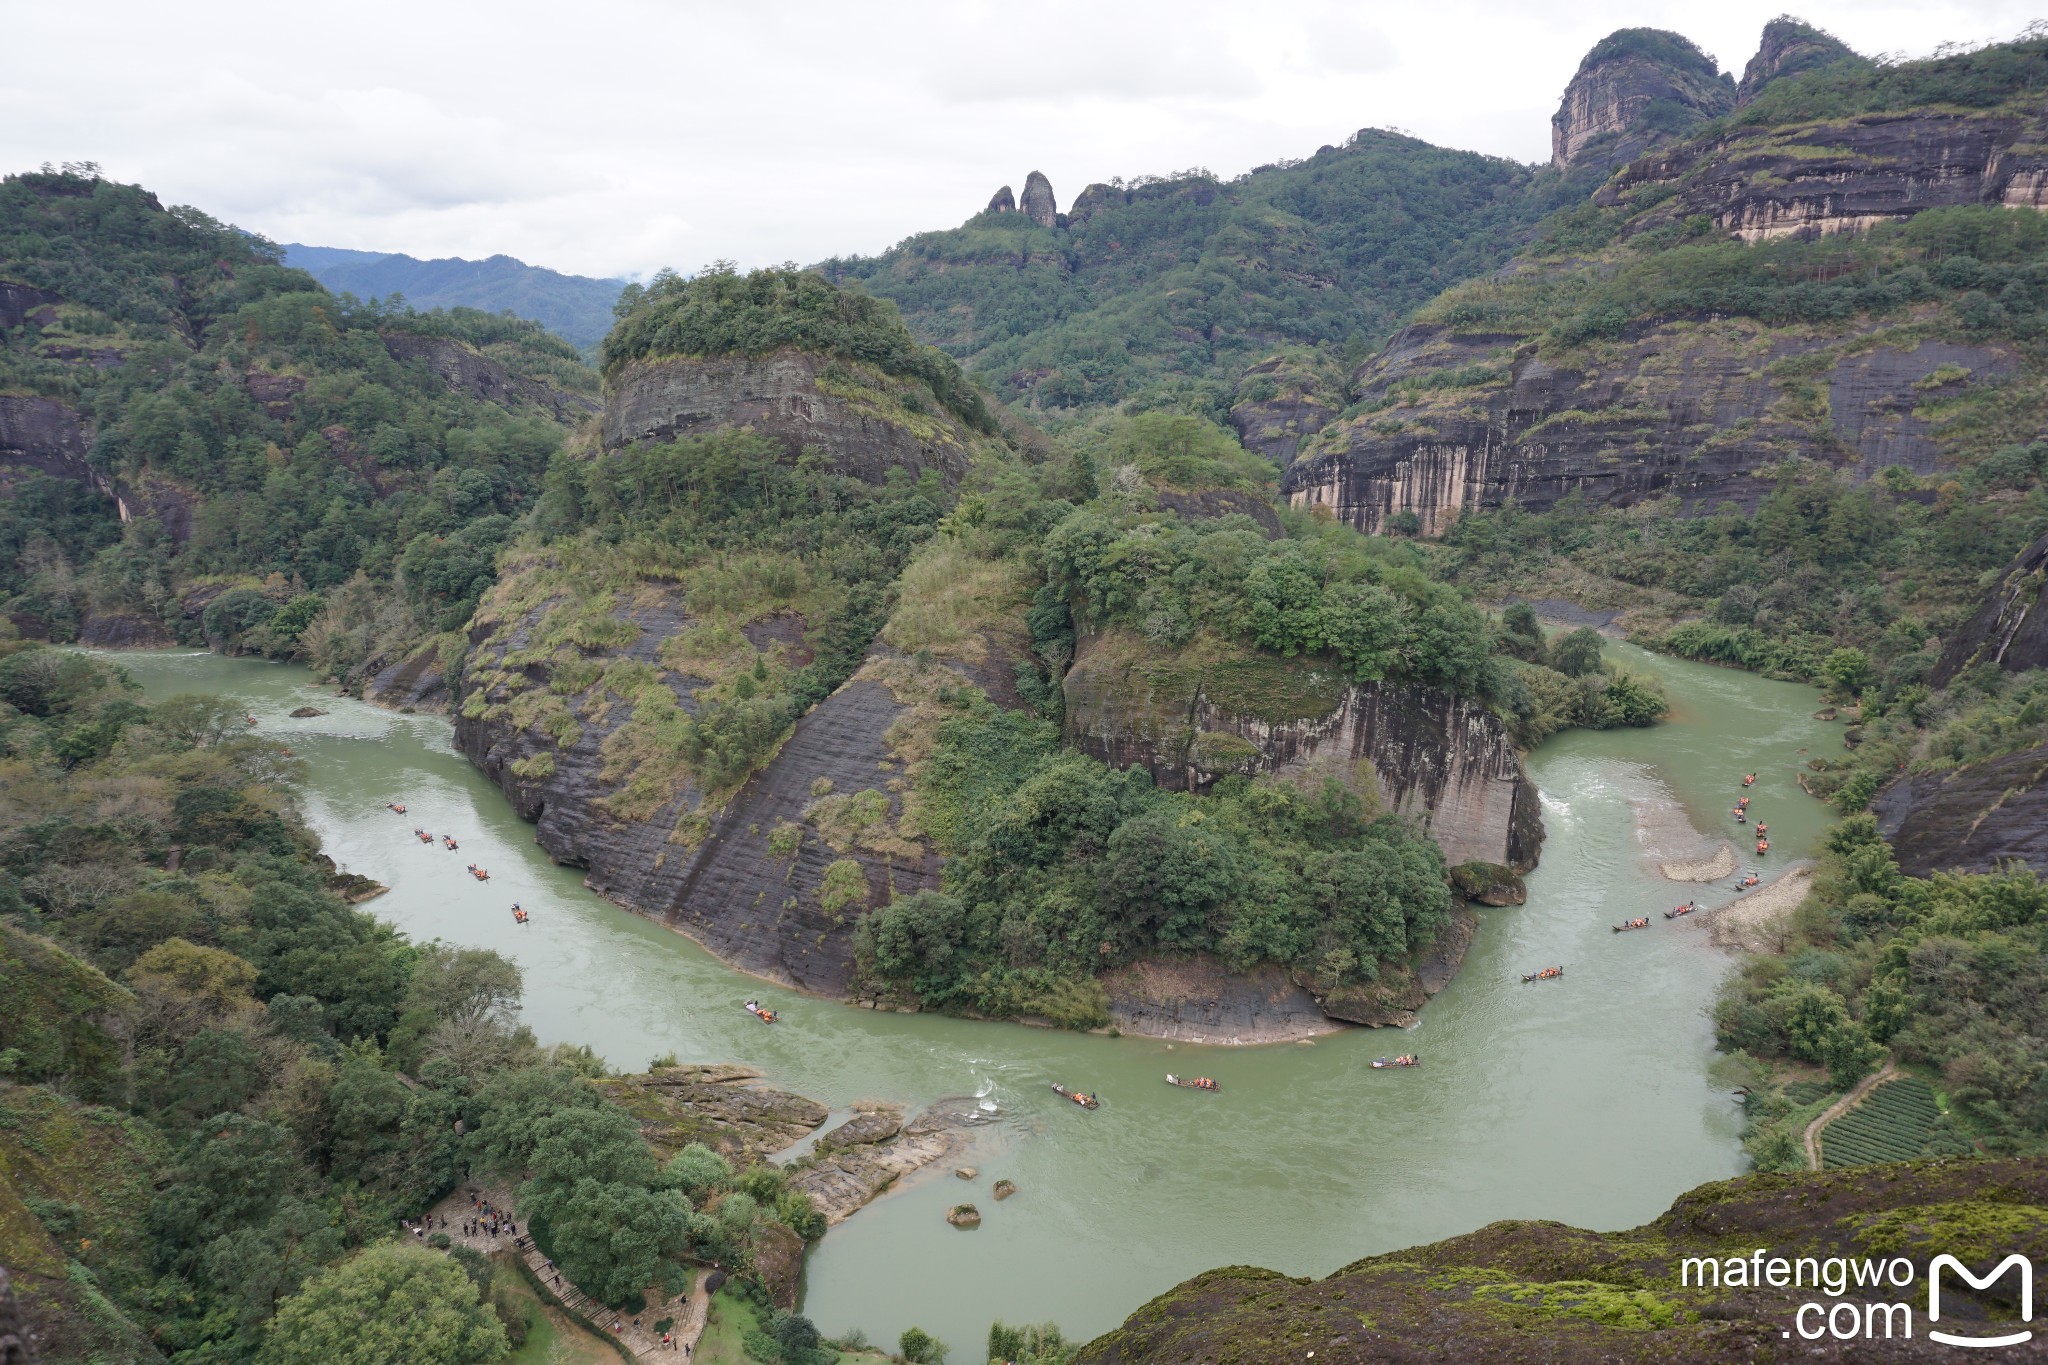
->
[743,999,778,1024]
[1052,1082,1099,1110]
[1663,901,1698,919]
[1165,1074,1217,1090]
[1613,917,1651,932]
[1372,1055,1419,1069]
[1522,965,1565,983]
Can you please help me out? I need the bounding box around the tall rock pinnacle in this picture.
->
[1020,171,1057,227]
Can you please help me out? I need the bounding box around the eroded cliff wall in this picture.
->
[1062,631,1541,870]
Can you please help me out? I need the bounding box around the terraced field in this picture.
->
[1820,1076,1943,1167]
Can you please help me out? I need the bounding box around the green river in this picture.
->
[94,643,1839,1349]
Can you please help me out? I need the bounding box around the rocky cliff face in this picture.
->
[1227,354,1342,469]
[1607,109,2048,242]
[1873,743,2048,877]
[1062,632,1542,870]
[1929,529,2048,685]
[379,332,599,424]
[1734,17,1862,106]
[602,348,976,486]
[1550,30,1734,169]
[985,184,1015,214]
[1283,321,2010,536]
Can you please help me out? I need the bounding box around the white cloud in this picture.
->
[3,0,2043,279]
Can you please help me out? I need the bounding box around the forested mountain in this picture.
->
[283,244,623,351]
[0,168,598,688]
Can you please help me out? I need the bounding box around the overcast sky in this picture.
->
[5,1,2040,280]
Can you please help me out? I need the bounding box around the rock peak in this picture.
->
[985,184,1015,214]
[1020,170,1057,228]
[1551,27,1734,169]
[1735,16,1863,106]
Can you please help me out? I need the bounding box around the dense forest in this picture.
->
[0,168,593,685]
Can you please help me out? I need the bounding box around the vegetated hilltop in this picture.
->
[1077,1155,2048,1363]
[0,167,598,691]
[0,644,889,1363]
[818,25,1749,427]
[442,265,1662,1039]
[284,243,625,352]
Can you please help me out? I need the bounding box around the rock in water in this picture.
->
[955,1166,978,1180]
[289,706,328,718]
[992,1179,1017,1201]
[947,1203,982,1229]
[1020,171,1057,227]
[1448,861,1527,907]
[986,184,1015,214]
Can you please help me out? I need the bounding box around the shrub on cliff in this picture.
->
[602,263,995,432]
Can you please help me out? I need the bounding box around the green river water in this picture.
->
[94,644,1840,1349]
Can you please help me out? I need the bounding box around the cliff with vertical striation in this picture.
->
[1550,28,1733,169]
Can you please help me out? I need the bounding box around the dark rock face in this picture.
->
[1020,171,1058,228]
[364,642,450,713]
[602,349,975,487]
[378,332,599,423]
[1228,354,1341,469]
[1735,18,1862,106]
[1284,323,2011,536]
[1076,1156,2048,1363]
[458,593,945,996]
[75,613,171,648]
[0,395,94,481]
[0,281,62,332]
[0,1266,32,1365]
[1062,632,1542,870]
[1929,531,2048,686]
[1100,956,1332,1043]
[986,184,1015,214]
[1610,110,2048,241]
[1873,744,2048,877]
[1449,860,1527,905]
[242,368,307,420]
[1151,488,1283,538]
[1551,31,1733,169]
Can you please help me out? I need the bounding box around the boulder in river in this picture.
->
[947,1203,981,1229]
[290,706,329,718]
[992,1179,1016,1201]
[1448,860,1526,906]
[955,1166,978,1180]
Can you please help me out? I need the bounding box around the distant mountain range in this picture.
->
[282,243,623,351]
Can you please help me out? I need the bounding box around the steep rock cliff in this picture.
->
[1551,29,1734,169]
[602,348,977,486]
[1062,631,1542,870]
[1227,352,1343,469]
[1929,528,2048,685]
[1283,320,2007,536]
[1606,109,2048,243]
[1872,742,2048,877]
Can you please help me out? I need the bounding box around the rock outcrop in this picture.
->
[1551,29,1734,169]
[1734,17,1863,106]
[363,642,451,713]
[591,1063,828,1165]
[602,348,976,487]
[1929,529,2048,686]
[379,332,599,424]
[1076,1156,2048,1363]
[1020,171,1058,228]
[1067,183,1119,223]
[787,1099,982,1225]
[985,185,1015,214]
[1873,743,2048,877]
[1284,322,2010,536]
[1228,354,1342,469]
[1063,632,1542,871]
[1099,956,1335,1044]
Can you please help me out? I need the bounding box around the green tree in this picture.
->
[900,1324,948,1364]
[1822,646,1872,699]
[1551,626,1606,677]
[265,1242,507,1365]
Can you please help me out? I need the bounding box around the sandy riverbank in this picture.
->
[1708,866,1813,954]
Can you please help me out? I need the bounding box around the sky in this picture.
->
[4,1,2041,280]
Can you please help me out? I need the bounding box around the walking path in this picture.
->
[1803,1060,1898,1171]
[421,1185,709,1358]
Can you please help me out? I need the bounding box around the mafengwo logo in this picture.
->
[1928,1254,2033,1349]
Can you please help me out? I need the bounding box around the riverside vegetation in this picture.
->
[0,644,884,1362]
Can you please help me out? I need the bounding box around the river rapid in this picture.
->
[96,644,1840,1350]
